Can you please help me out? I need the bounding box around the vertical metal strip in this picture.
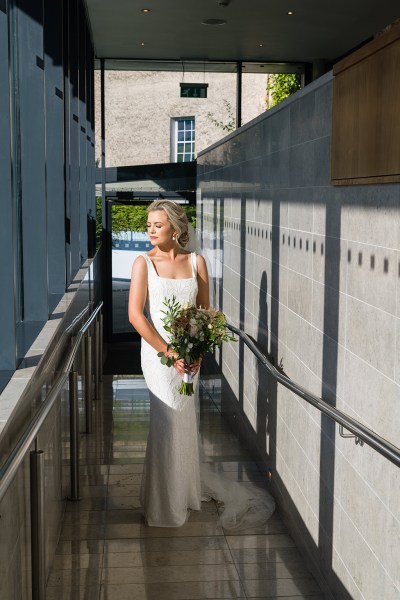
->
[100,58,106,230]
[236,60,242,129]
[84,332,92,433]
[94,316,100,399]
[68,369,80,500]
[30,449,46,600]
[99,311,103,381]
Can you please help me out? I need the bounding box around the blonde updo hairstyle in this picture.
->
[147,199,190,248]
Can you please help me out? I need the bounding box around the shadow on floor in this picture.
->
[47,376,328,600]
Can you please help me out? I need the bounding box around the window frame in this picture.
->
[170,116,195,163]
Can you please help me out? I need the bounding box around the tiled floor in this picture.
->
[48,376,327,599]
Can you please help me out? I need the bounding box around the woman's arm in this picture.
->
[128,256,168,354]
[196,254,210,308]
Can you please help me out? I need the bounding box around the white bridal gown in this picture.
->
[140,252,201,526]
[140,251,276,528]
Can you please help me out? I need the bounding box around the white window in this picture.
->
[171,117,195,162]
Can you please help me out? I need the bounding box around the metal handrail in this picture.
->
[227,323,400,468]
[0,301,103,503]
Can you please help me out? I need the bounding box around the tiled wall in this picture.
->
[197,72,400,600]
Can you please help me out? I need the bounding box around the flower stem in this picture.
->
[178,381,194,396]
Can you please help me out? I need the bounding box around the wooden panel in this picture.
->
[331,23,400,185]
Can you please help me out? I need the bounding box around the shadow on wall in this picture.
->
[214,190,353,600]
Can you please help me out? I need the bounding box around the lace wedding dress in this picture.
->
[140,252,201,527]
[140,251,275,528]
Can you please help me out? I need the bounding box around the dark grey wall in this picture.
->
[0,0,96,384]
[0,0,16,374]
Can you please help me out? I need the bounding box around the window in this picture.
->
[171,117,195,162]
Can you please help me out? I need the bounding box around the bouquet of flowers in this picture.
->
[157,296,236,396]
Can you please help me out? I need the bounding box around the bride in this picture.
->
[128,199,275,528]
[128,199,208,527]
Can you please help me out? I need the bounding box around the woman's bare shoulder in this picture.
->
[196,254,207,267]
[132,254,147,273]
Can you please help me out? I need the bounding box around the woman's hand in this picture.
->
[185,358,202,377]
[164,349,201,378]
[164,349,185,377]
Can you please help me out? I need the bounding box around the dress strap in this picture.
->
[143,254,157,276]
[191,252,197,277]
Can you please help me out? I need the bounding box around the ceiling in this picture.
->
[85,0,399,70]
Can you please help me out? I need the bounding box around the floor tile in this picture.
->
[55,540,104,555]
[62,511,107,526]
[47,568,102,587]
[51,553,104,570]
[104,509,144,525]
[99,580,245,599]
[108,473,142,485]
[236,560,313,580]
[46,586,101,600]
[109,464,144,474]
[107,483,142,496]
[243,578,323,598]
[230,547,302,565]
[101,563,239,584]
[106,496,142,510]
[226,534,297,551]
[60,523,106,541]
[105,521,224,539]
[103,548,233,568]
[65,498,107,512]
[104,536,230,553]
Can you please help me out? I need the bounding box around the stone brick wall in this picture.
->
[95,70,267,167]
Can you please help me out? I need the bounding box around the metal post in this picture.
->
[94,316,100,400]
[236,60,242,129]
[68,369,80,500]
[84,332,93,434]
[99,312,104,382]
[30,448,46,600]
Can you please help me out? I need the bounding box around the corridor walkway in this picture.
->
[46,375,327,599]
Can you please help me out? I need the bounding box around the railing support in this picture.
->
[84,332,93,434]
[99,312,104,382]
[68,369,80,500]
[30,448,46,600]
[94,316,100,400]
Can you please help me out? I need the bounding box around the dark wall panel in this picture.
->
[18,0,48,321]
[0,0,95,375]
[78,3,88,262]
[44,0,66,301]
[0,1,17,370]
[67,0,81,277]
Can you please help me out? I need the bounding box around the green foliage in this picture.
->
[265,74,301,109]
[95,197,196,242]
[184,204,196,229]
[207,99,236,134]
[112,204,148,236]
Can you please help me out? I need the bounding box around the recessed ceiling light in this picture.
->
[201,18,227,25]
[287,10,293,15]
[141,8,150,12]
[259,43,263,47]
[140,42,145,46]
